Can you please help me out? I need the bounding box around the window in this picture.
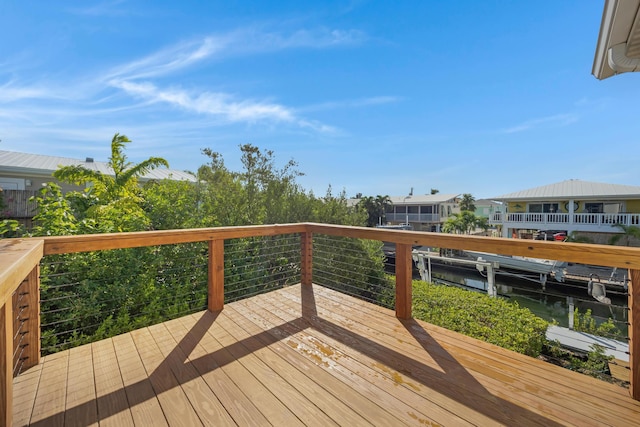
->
[420,206,433,214]
[528,203,559,213]
[408,206,419,214]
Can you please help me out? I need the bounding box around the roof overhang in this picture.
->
[593,0,640,79]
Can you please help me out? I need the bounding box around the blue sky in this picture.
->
[1,1,638,199]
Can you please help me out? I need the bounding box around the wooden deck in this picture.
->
[12,284,640,427]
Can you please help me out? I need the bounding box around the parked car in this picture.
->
[535,230,567,241]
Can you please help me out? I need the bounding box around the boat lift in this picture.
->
[412,250,499,297]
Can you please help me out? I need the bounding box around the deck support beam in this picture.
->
[301,232,313,286]
[395,243,412,319]
[208,239,224,312]
[630,269,640,401]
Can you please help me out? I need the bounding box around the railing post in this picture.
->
[395,243,412,319]
[629,269,640,401]
[208,239,224,312]
[1,301,13,427]
[301,232,312,286]
[14,266,40,373]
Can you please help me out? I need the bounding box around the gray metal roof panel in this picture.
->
[492,179,640,200]
[0,150,196,182]
[388,194,459,204]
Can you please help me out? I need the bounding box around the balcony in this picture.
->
[385,213,441,223]
[2,223,640,426]
[489,212,640,232]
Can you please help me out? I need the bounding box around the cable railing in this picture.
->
[2,223,640,426]
[312,234,394,309]
[38,235,304,354]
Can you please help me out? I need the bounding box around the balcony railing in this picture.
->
[2,223,640,425]
[490,212,640,227]
[385,213,441,223]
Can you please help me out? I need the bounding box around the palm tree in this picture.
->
[54,133,169,201]
[609,224,640,246]
[52,133,170,231]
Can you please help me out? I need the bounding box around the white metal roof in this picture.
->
[492,179,640,201]
[388,194,459,205]
[0,150,196,183]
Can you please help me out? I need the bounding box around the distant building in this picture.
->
[489,179,640,242]
[384,193,460,232]
[0,150,196,222]
[474,199,503,219]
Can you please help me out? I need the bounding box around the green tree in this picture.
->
[609,224,640,246]
[358,194,392,227]
[459,193,476,212]
[49,133,170,232]
[443,211,488,234]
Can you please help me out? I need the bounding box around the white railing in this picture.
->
[490,212,640,227]
[386,213,440,223]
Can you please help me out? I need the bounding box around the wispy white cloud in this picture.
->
[501,113,578,134]
[108,79,341,133]
[3,26,365,137]
[104,37,225,81]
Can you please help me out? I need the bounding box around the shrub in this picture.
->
[412,280,549,357]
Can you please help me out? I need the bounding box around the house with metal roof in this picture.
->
[488,179,640,241]
[0,150,196,220]
[383,193,461,232]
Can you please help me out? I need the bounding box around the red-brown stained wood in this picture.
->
[395,243,412,319]
[208,239,224,312]
[300,232,313,286]
[630,269,640,400]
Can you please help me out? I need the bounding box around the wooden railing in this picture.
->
[2,223,640,425]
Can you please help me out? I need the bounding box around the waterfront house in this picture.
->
[0,150,196,223]
[489,179,640,242]
[384,193,460,232]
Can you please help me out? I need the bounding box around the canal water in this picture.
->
[425,264,629,337]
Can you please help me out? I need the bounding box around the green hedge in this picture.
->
[412,280,548,357]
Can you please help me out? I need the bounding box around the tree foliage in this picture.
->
[442,211,488,234]
[459,193,476,212]
[412,280,548,356]
[609,224,640,247]
[357,194,392,227]
[29,138,383,354]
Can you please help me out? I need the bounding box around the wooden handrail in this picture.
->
[1,221,640,425]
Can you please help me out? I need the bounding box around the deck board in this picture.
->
[12,284,640,426]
